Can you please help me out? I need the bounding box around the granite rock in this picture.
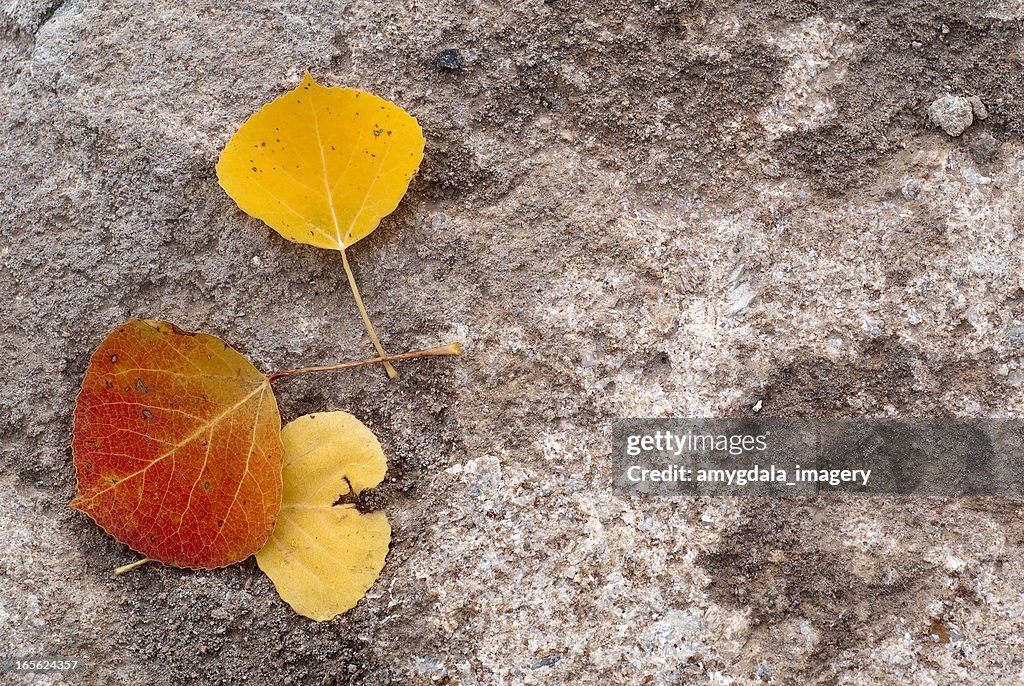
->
[2,1,1024,684]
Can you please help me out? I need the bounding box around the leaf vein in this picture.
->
[77,381,269,503]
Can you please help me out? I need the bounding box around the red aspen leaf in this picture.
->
[70,320,283,569]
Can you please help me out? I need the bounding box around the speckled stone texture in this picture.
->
[3,1,1024,684]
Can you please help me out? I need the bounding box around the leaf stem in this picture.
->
[340,247,398,379]
[114,558,152,576]
[268,342,462,383]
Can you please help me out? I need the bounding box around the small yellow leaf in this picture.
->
[256,412,391,621]
[216,72,425,251]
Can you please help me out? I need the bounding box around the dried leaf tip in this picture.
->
[113,558,153,576]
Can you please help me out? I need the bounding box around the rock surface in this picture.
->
[2,1,1024,684]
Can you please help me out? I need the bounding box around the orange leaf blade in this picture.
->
[71,320,283,569]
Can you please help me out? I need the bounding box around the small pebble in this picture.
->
[928,94,973,136]
[437,48,461,71]
[968,95,988,120]
[968,132,999,163]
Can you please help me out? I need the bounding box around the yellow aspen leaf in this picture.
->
[256,412,391,620]
[215,72,424,251]
[216,72,425,378]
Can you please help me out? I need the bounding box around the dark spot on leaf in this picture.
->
[142,409,154,419]
[104,380,113,388]
[149,535,156,542]
[110,355,118,363]
[203,481,210,490]
[217,520,224,527]
[373,128,383,137]
[135,379,148,394]
[251,166,258,172]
